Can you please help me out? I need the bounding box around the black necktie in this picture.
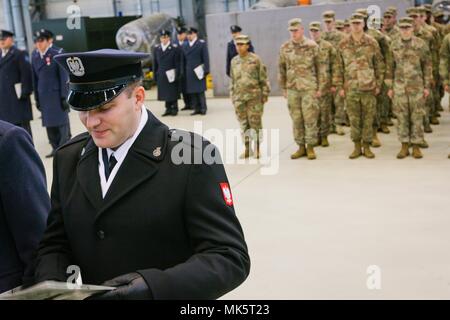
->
[102,148,117,181]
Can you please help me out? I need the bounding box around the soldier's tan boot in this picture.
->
[412,145,423,159]
[306,145,316,160]
[431,116,440,125]
[371,131,381,148]
[239,142,253,159]
[419,140,429,149]
[397,143,410,159]
[291,145,306,159]
[380,124,390,134]
[363,142,375,159]
[336,125,345,136]
[321,136,330,147]
[424,123,433,133]
[349,142,362,159]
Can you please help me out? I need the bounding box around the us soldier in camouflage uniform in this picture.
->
[343,20,351,35]
[335,20,345,32]
[309,21,338,147]
[334,13,385,159]
[279,18,325,160]
[418,6,443,120]
[356,9,392,145]
[230,35,270,159]
[408,7,437,139]
[386,17,432,159]
[322,10,347,136]
[383,10,400,41]
[439,33,450,158]
[433,10,450,37]
[423,4,446,114]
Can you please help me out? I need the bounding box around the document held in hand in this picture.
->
[0,281,115,300]
[14,83,22,99]
[166,69,176,83]
[194,64,205,80]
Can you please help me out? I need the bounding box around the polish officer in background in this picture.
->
[32,29,71,158]
[152,30,183,117]
[0,30,33,137]
[34,49,250,300]
[184,27,210,115]
[226,25,255,77]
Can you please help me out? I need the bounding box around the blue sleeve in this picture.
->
[0,126,51,284]
[202,42,210,75]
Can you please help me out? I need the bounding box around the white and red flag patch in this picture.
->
[220,182,234,207]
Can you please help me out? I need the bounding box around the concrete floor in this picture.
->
[30,90,450,299]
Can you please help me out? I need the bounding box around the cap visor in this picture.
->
[67,84,128,111]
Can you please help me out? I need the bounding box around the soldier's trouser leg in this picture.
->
[373,93,384,130]
[346,92,376,143]
[333,93,347,126]
[393,92,424,144]
[246,98,264,143]
[381,84,391,125]
[424,91,434,126]
[58,123,71,147]
[318,94,331,138]
[287,89,319,146]
[234,100,251,144]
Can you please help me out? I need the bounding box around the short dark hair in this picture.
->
[124,80,143,98]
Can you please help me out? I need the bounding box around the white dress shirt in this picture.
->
[98,105,148,198]
[1,49,9,58]
[189,38,197,47]
[161,42,170,52]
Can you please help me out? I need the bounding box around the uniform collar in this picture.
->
[161,41,171,52]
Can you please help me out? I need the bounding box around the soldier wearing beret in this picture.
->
[152,30,183,117]
[226,25,255,77]
[31,29,71,158]
[0,30,33,137]
[34,49,250,300]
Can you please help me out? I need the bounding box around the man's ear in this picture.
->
[134,86,146,106]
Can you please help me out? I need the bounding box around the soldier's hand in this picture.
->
[423,89,430,98]
[262,96,268,104]
[88,272,152,300]
[387,89,394,99]
[339,89,345,98]
[445,85,449,93]
[374,88,381,96]
[283,89,287,99]
[315,91,321,98]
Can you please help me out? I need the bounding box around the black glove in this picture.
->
[88,272,152,300]
[61,98,70,111]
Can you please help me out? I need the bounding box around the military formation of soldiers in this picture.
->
[229,5,450,160]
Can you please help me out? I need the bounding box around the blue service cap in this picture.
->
[54,49,149,111]
[0,30,14,40]
[34,29,53,41]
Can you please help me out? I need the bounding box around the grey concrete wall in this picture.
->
[206,0,413,97]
